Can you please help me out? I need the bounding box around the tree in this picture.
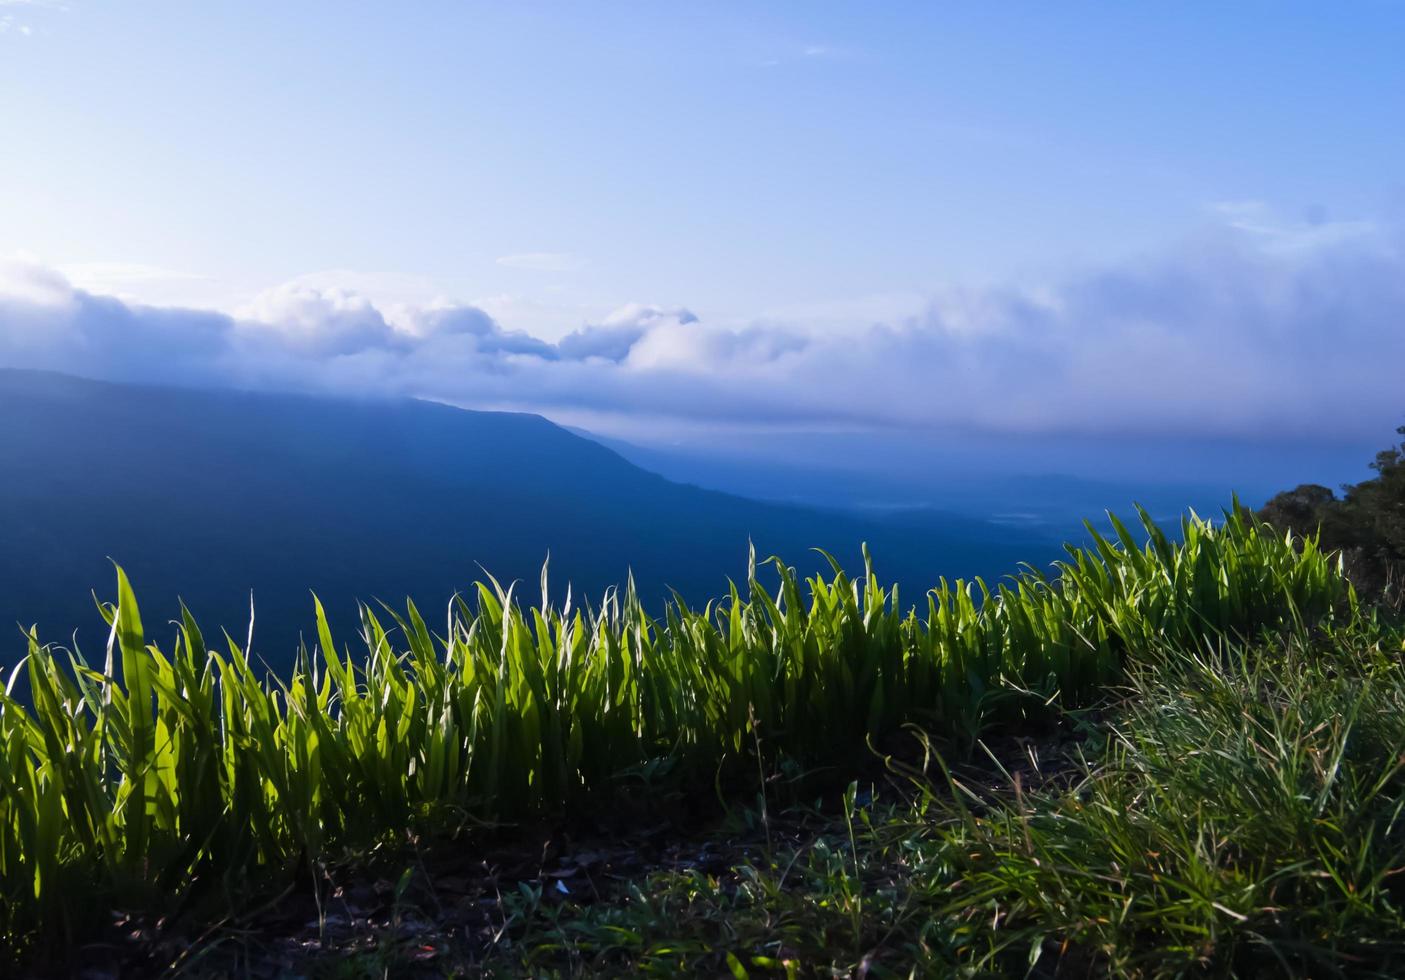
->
[1257,426,1404,608]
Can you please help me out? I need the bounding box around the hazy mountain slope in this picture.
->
[0,370,1052,672]
[568,428,1358,531]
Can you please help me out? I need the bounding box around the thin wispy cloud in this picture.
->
[0,0,66,38]
[59,262,210,287]
[750,39,853,68]
[495,252,584,273]
[1209,201,1378,254]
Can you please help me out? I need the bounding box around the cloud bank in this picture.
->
[1,216,1401,443]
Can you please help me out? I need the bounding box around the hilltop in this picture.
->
[0,369,1047,670]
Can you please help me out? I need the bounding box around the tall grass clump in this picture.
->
[0,507,1354,956]
[489,625,1405,978]
[931,626,1405,977]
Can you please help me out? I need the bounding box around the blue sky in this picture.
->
[1,2,1402,470]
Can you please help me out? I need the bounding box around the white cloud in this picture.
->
[624,315,802,373]
[237,282,405,356]
[556,304,697,363]
[254,268,444,309]
[0,255,73,306]
[0,215,1401,444]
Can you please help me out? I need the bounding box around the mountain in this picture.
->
[567,429,1314,533]
[0,370,1054,673]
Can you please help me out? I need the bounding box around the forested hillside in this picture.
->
[0,369,1048,671]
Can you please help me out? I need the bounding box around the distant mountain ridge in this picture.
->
[566,427,1248,532]
[0,369,1052,673]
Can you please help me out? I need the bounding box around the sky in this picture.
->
[1,2,1403,480]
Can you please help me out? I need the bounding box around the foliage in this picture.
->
[0,507,1354,963]
[493,625,1405,978]
[1260,424,1405,606]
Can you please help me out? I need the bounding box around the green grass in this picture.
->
[489,626,1405,978]
[940,629,1405,976]
[0,507,1359,966]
